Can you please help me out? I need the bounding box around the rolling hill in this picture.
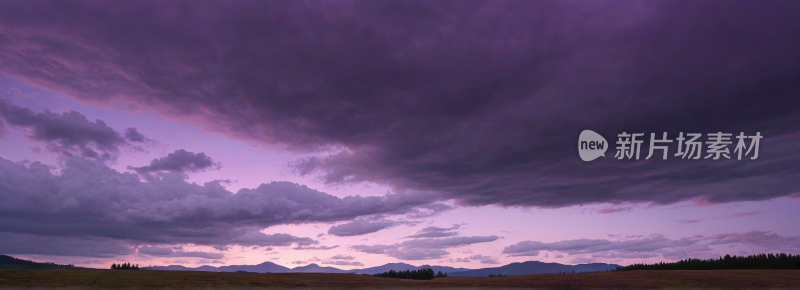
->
[0,254,87,270]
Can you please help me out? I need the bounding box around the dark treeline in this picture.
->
[0,254,79,270]
[368,268,447,280]
[617,253,800,271]
[111,262,139,270]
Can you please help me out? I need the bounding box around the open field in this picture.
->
[1,269,800,288]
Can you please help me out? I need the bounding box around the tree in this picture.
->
[372,267,435,280]
[617,253,800,271]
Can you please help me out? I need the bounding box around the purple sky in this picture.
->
[0,0,799,269]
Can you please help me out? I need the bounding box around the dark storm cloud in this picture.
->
[0,100,147,161]
[128,149,221,174]
[0,155,433,257]
[327,220,402,237]
[1,0,799,207]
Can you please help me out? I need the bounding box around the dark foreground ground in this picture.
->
[1,269,799,288]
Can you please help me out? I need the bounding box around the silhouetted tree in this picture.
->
[372,268,436,280]
[111,262,140,270]
[616,253,800,271]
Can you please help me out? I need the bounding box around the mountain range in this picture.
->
[151,260,620,277]
[446,261,619,276]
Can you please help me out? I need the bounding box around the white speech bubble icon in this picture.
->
[578,130,608,162]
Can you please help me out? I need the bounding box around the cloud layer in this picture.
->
[0,155,435,257]
[138,246,224,259]
[503,231,800,261]
[128,149,221,174]
[353,235,499,260]
[327,220,402,237]
[0,99,146,161]
[0,1,800,207]
[404,224,461,238]
[1,1,799,208]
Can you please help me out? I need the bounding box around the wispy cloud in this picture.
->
[664,211,763,226]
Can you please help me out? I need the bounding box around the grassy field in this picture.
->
[1,269,799,288]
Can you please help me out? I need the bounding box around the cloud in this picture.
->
[404,224,461,238]
[327,220,402,237]
[330,254,355,260]
[353,245,450,260]
[138,246,224,259]
[707,231,800,250]
[0,155,436,257]
[418,224,462,233]
[503,235,679,257]
[405,231,458,239]
[124,128,147,142]
[0,232,134,258]
[405,203,455,219]
[0,100,147,161]
[666,211,764,226]
[292,245,339,250]
[353,236,498,260]
[1,1,798,208]
[468,254,500,264]
[323,260,364,266]
[504,231,800,261]
[128,149,221,174]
